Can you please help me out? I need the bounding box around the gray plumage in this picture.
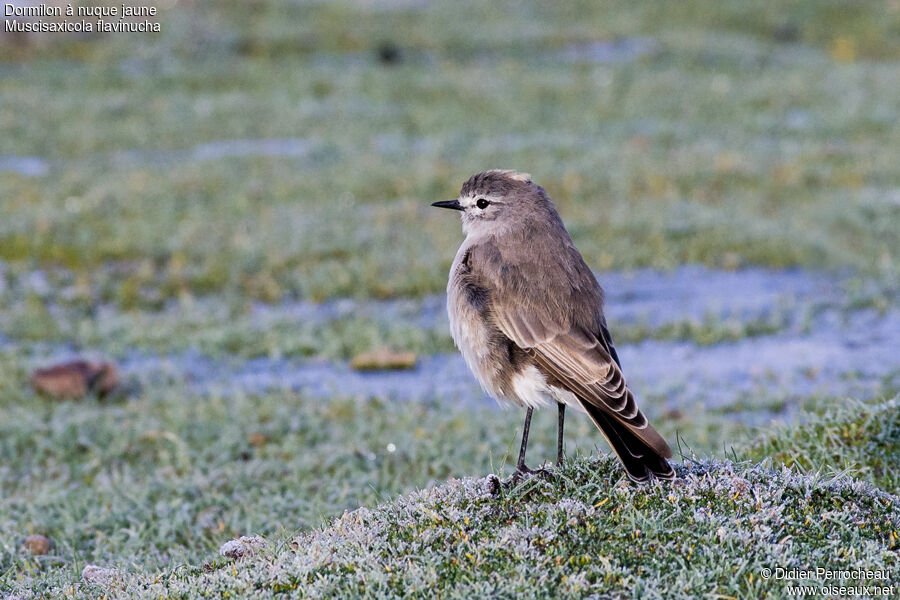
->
[435,169,674,482]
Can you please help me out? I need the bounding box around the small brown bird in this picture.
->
[432,170,674,482]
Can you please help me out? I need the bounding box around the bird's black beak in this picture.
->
[431,199,464,211]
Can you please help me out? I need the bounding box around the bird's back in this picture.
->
[476,215,606,336]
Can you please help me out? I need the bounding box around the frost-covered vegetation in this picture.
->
[69,401,900,598]
[3,357,899,597]
[67,447,900,598]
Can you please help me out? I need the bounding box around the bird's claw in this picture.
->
[502,464,554,487]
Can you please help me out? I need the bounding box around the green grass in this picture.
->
[2,1,900,597]
[2,332,897,597]
[0,347,780,595]
[0,296,457,360]
[2,0,898,308]
[69,458,900,598]
[745,398,900,494]
[0,286,802,359]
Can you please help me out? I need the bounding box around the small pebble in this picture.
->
[82,564,118,585]
[376,41,402,65]
[30,360,119,399]
[350,348,417,371]
[219,535,266,559]
[21,534,51,555]
[247,432,268,447]
[484,474,502,498]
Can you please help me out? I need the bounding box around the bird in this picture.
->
[431,169,674,483]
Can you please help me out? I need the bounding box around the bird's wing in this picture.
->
[471,239,671,458]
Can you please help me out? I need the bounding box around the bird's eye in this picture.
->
[476,198,490,210]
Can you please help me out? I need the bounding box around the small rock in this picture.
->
[802,366,821,380]
[30,360,119,399]
[81,564,118,585]
[731,477,751,496]
[219,535,265,559]
[21,534,52,555]
[375,41,401,65]
[247,432,268,447]
[484,474,502,498]
[719,252,742,270]
[350,348,417,371]
[663,408,684,421]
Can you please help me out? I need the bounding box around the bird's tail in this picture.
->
[580,401,675,482]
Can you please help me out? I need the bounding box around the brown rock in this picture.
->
[247,432,268,447]
[663,408,684,421]
[219,535,266,559]
[21,534,52,555]
[30,360,119,399]
[350,348,417,371]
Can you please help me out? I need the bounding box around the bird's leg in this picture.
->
[504,407,552,486]
[556,402,566,467]
[515,407,534,472]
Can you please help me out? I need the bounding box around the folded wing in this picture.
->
[470,240,673,469]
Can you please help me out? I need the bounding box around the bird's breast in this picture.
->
[447,247,505,400]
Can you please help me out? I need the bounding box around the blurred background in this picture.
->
[1,0,898,591]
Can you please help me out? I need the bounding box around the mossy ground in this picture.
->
[87,401,900,598]
[68,451,900,598]
[2,352,898,597]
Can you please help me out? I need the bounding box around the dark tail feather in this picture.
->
[582,403,675,483]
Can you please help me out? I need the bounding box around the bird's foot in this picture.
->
[503,463,553,487]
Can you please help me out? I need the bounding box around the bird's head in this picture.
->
[431,169,559,237]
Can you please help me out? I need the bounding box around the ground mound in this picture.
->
[104,451,898,599]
